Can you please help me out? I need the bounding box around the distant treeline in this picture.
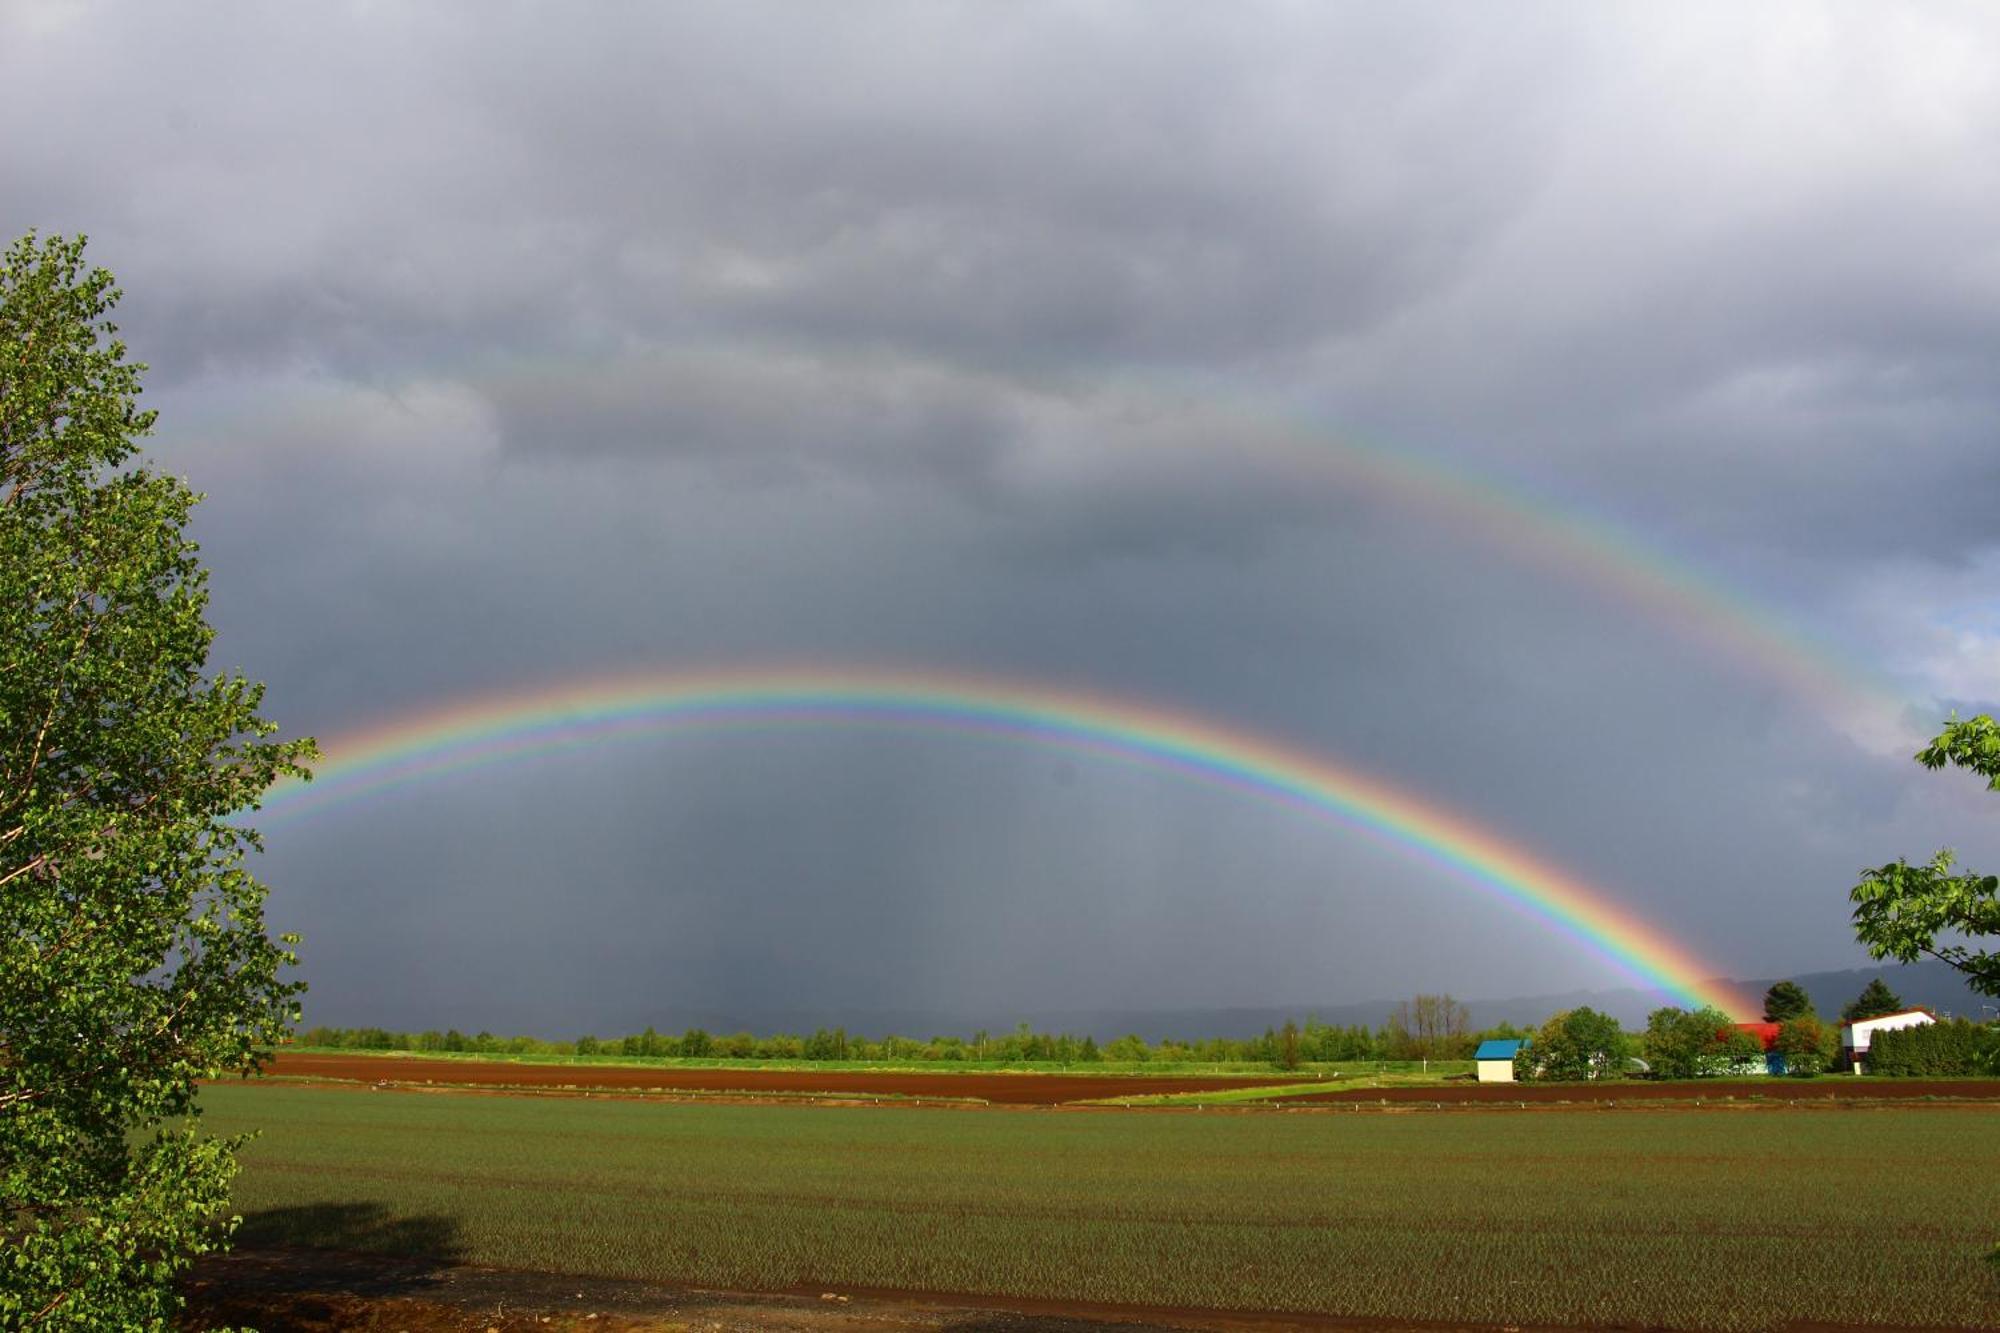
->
[290,1014,1527,1066]
[291,982,2000,1077]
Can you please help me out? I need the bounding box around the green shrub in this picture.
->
[1518,1007,1626,1081]
[1866,1018,1992,1076]
[1775,1016,1838,1077]
[1642,1006,1759,1078]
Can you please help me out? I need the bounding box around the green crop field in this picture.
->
[200,1084,2000,1330]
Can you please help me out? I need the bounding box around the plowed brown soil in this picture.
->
[1268,1077,2000,1104]
[187,1248,1519,1331]
[260,1053,1301,1105]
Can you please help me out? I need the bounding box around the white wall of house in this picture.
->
[1839,1010,1935,1057]
[1476,1057,1516,1083]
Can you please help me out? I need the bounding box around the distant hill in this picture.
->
[1747,959,1992,1024]
[335,961,1992,1044]
[615,961,1991,1042]
[1368,959,1993,1032]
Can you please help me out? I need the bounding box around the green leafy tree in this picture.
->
[1774,1015,1837,1077]
[1105,1033,1150,1063]
[1761,980,1814,1024]
[1642,1006,1759,1078]
[1519,1007,1627,1082]
[1850,715,2000,998]
[1839,978,1905,1023]
[1,233,313,1328]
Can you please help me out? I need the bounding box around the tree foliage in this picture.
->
[1839,978,1905,1023]
[1516,1007,1626,1082]
[1641,1007,1759,1079]
[1761,980,1814,1024]
[1865,1019,1997,1078]
[1773,1015,1837,1077]
[1277,1019,1301,1071]
[0,233,313,1328]
[1850,716,2000,998]
[297,1019,1399,1066]
[1384,994,1472,1061]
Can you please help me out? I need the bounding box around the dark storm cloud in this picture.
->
[476,348,1021,488]
[5,2,1999,1029]
[432,3,1561,369]
[4,4,1555,382]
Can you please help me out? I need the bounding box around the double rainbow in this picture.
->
[179,348,1909,743]
[257,666,1748,1016]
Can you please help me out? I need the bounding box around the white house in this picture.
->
[1838,1009,1936,1071]
[1475,1038,1527,1083]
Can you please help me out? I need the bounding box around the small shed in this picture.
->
[1475,1038,1527,1083]
[1839,1009,1935,1071]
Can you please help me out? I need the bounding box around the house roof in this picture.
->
[1732,1021,1782,1051]
[1844,1008,1936,1027]
[1475,1038,1527,1060]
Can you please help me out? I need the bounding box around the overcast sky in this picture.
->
[7,3,1998,1033]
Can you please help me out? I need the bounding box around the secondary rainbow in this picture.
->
[257,667,1747,1015]
[176,348,1909,742]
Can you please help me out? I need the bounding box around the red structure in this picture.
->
[1734,1021,1781,1051]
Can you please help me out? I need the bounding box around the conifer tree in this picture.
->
[1761,980,1814,1023]
[1839,977,1905,1022]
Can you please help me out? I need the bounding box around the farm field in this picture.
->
[260,1051,1310,1103]
[257,1050,2000,1108]
[200,1082,2000,1330]
[1260,1076,2000,1105]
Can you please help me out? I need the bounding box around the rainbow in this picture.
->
[1034,369,1906,735]
[171,350,1911,744]
[256,666,1749,1015]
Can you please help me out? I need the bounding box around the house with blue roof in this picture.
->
[1475,1038,1528,1083]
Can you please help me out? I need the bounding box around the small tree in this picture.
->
[1,233,313,1328]
[1104,1033,1149,1063]
[1520,1008,1626,1081]
[1643,1006,1758,1078]
[1278,1019,1301,1071]
[1774,1015,1837,1077]
[1384,994,1471,1061]
[1761,980,1814,1024]
[1840,978,1905,1023]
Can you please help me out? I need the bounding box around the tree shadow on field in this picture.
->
[184,1201,468,1328]
[231,1199,466,1264]
[940,1317,1184,1332]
